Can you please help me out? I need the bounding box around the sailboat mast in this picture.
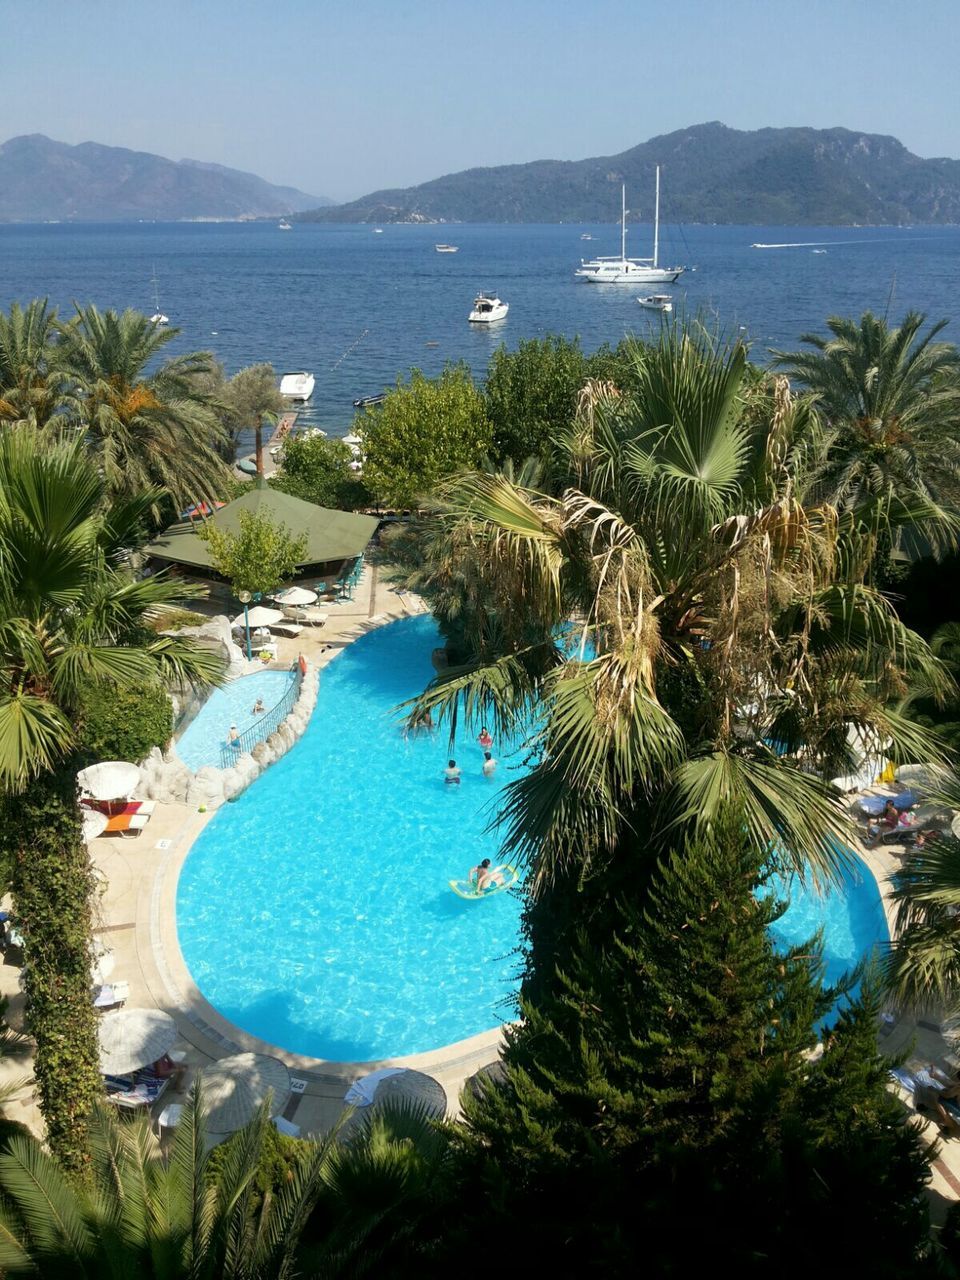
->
[621,184,627,260]
[653,167,660,269]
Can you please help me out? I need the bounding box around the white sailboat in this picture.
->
[149,267,169,326]
[576,169,684,285]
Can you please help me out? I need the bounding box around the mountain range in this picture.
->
[298,122,960,226]
[0,135,330,222]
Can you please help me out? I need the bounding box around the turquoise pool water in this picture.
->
[176,670,298,771]
[176,615,889,1062]
[767,853,890,1002]
[177,616,529,1061]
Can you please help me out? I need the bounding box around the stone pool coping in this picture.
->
[141,598,508,1104]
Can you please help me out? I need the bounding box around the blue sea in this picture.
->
[3,220,959,444]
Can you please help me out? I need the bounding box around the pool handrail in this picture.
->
[221,665,304,768]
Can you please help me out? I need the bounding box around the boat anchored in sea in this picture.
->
[576,168,684,285]
[278,218,292,230]
[435,244,459,253]
[279,372,315,402]
[149,266,169,326]
[637,294,673,312]
[468,293,509,323]
[353,393,387,408]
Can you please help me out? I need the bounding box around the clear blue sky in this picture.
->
[3,0,956,202]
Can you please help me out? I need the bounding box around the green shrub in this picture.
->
[76,679,173,764]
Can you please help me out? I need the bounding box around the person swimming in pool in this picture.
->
[482,751,497,777]
[226,724,240,748]
[444,759,461,785]
[251,697,265,715]
[470,859,505,894]
[477,727,493,750]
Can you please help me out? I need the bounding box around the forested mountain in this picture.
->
[301,122,960,225]
[0,135,330,221]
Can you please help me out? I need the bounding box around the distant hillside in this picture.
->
[0,135,331,222]
[299,122,960,226]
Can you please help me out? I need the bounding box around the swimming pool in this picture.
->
[177,616,528,1061]
[176,615,889,1062]
[175,669,298,771]
[766,851,889,1009]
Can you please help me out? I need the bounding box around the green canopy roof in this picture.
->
[145,485,378,573]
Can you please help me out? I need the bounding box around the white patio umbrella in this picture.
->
[200,1053,290,1135]
[231,605,284,629]
[98,1008,178,1075]
[77,761,140,802]
[272,586,318,607]
[82,810,109,842]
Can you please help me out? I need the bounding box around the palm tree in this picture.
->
[60,304,231,514]
[886,824,960,1013]
[0,1089,330,1278]
[776,311,960,540]
[400,326,950,900]
[0,426,221,1172]
[222,363,285,479]
[0,299,72,428]
[0,1086,450,1277]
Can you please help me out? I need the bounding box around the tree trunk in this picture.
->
[6,766,102,1175]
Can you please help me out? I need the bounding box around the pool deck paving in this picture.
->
[2,567,960,1213]
[0,565,505,1143]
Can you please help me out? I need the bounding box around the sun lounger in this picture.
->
[859,790,921,818]
[93,981,130,1011]
[103,812,151,838]
[269,622,303,638]
[104,1069,171,1110]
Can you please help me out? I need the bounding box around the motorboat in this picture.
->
[637,294,673,312]
[580,233,593,240]
[278,218,292,230]
[576,169,684,285]
[373,228,384,234]
[279,372,315,401]
[468,293,509,323]
[353,393,386,408]
[435,244,459,253]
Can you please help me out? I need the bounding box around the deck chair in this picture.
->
[270,622,303,638]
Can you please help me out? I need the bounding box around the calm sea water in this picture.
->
[3,220,959,439]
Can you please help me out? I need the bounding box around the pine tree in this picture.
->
[451,811,934,1276]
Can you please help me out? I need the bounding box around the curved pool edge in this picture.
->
[136,609,902,1089]
[139,610,513,1092]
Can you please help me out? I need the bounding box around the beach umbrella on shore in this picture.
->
[230,605,284,629]
[77,761,140,802]
[98,1008,178,1075]
[272,586,318,607]
[200,1052,290,1134]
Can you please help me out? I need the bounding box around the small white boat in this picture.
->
[580,233,593,240]
[149,266,169,326]
[279,372,315,401]
[278,218,292,230]
[637,294,673,312]
[373,228,384,234]
[468,294,509,323]
[435,244,459,253]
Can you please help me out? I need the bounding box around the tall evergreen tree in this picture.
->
[451,812,934,1276]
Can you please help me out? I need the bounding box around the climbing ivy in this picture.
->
[0,766,102,1176]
